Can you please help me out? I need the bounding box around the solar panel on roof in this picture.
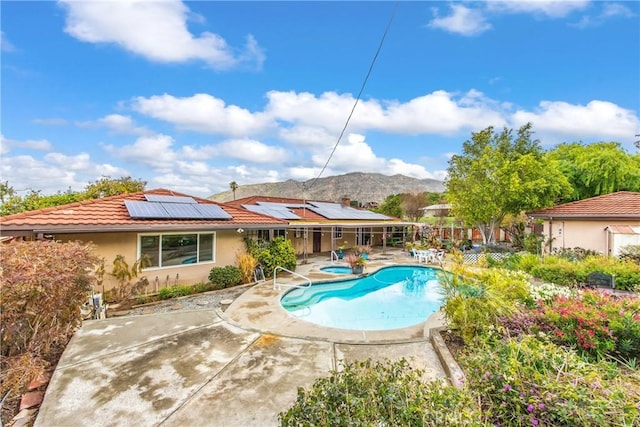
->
[243,204,300,219]
[306,202,392,220]
[126,199,232,219]
[256,201,308,209]
[162,202,202,218]
[144,194,197,204]
[194,204,233,220]
[125,200,170,218]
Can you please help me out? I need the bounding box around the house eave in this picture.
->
[2,223,288,235]
[528,214,640,221]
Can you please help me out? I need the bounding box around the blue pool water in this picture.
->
[320,265,353,274]
[281,266,443,331]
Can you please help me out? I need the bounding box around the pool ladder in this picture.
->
[330,250,339,264]
[273,266,312,290]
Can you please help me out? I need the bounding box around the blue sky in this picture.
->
[2,1,638,198]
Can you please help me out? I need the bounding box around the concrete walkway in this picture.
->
[35,251,449,427]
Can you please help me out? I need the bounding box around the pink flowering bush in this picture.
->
[532,290,640,361]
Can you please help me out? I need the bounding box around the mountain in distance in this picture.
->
[209,172,445,204]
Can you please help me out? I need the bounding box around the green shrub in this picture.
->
[525,254,639,291]
[460,335,640,426]
[158,285,195,300]
[611,267,640,291]
[439,267,530,343]
[208,265,242,288]
[246,236,296,278]
[530,262,578,286]
[279,358,483,426]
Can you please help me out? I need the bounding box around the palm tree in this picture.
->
[229,181,238,200]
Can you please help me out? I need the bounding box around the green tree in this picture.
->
[229,181,239,200]
[375,193,403,218]
[0,182,25,216]
[548,141,640,201]
[1,176,146,216]
[84,176,146,199]
[446,124,570,244]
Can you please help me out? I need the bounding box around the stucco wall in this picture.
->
[542,219,640,255]
[58,230,245,291]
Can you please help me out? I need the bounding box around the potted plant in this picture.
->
[337,241,348,260]
[346,253,366,274]
[358,245,372,260]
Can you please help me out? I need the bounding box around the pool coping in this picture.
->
[221,253,447,345]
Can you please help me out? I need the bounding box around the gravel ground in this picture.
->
[115,285,252,317]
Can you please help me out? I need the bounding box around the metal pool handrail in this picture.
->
[273,266,312,290]
[330,250,339,263]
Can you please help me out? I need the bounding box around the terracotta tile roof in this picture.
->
[528,191,640,219]
[0,188,287,233]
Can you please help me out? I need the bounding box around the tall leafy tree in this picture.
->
[84,176,146,199]
[548,142,640,201]
[375,194,403,218]
[446,124,570,244]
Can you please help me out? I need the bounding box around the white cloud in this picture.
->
[264,89,507,137]
[310,133,443,181]
[487,1,590,18]
[98,114,149,135]
[265,91,358,134]
[511,100,639,142]
[600,3,635,19]
[59,0,264,70]
[131,93,272,136]
[571,3,635,28]
[0,135,52,154]
[380,90,507,134]
[214,139,290,163]
[102,134,177,171]
[1,31,16,52]
[428,5,492,36]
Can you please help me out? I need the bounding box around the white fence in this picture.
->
[462,252,510,264]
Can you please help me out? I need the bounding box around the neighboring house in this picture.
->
[225,196,411,255]
[527,191,640,256]
[421,203,451,217]
[0,189,287,291]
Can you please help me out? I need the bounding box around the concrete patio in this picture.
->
[35,250,450,427]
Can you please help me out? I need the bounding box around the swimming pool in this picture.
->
[281,266,442,331]
[320,265,353,274]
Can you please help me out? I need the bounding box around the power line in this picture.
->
[304,1,399,193]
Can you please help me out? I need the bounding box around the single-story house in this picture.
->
[0,189,288,291]
[421,203,451,217]
[225,196,412,256]
[527,191,640,256]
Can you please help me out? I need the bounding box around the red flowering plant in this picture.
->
[531,290,640,361]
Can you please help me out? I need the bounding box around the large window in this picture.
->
[140,232,215,268]
[247,229,286,242]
